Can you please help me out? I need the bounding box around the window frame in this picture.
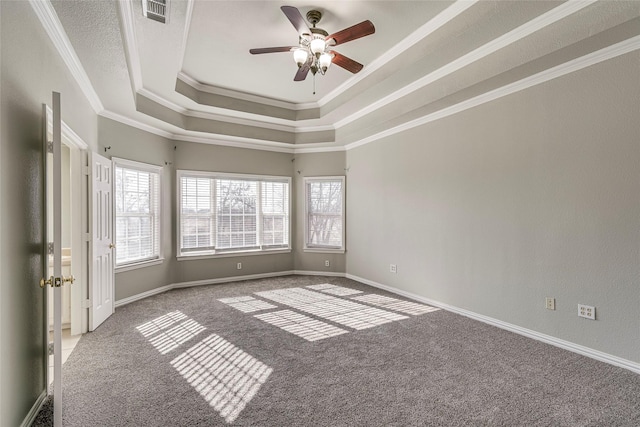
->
[112,157,164,272]
[303,176,346,254]
[176,170,292,260]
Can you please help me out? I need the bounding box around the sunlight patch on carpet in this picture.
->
[218,296,277,313]
[255,288,408,330]
[171,334,272,423]
[351,294,440,315]
[137,311,206,354]
[137,311,188,337]
[255,310,348,341]
[320,287,363,296]
[306,284,337,290]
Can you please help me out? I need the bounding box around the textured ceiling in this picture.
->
[48,0,640,151]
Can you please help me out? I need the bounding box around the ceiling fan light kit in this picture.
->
[250,5,375,86]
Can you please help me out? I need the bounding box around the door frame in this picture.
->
[44,105,90,391]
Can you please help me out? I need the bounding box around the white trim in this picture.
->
[46,106,89,150]
[334,0,596,129]
[114,270,347,307]
[177,72,302,110]
[20,389,48,427]
[99,110,174,139]
[303,248,346,254]
[291,270,346,277]
[319,0,478,110]
[115,257,164,273]
[112,157,164,268]
[139,88,306,133]
[29,0,104,114]
[345,273,640,375]
[111,156,163,173]
[292,145,346,154]
[304,176,346,252]
[114,270,298,307]
[177,249,291,262]
[110,269,640,374]
[345,36,640,151]
[176,170,292,258]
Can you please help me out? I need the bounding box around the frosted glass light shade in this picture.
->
[293,48,309,67]
[310,38,326,56]
[319,52,332,72]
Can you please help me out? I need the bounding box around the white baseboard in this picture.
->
[21,389,47,427]
[115,270,347,307]
[346,273,640,375]
[114,270,639,374]
[292,270,346,277]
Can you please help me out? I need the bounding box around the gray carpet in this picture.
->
[33,275,640,426]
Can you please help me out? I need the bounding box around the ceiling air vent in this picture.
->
[142,0,168,24]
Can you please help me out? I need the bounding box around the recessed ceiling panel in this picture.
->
[181,1,455,104]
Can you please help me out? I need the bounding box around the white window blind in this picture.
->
[305,177,345,250]
[114,158,162,267]
[178,171,290,256]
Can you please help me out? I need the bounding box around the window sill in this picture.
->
[115,257,164,273]
[303,247,345,254]
[177,248,291,262]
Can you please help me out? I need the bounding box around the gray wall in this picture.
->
[293,152,347,273]
[345,52,640,363]
[0,2,98,425]
[170,141,295,284]
[98,117,177,301]
[107,132,350,299]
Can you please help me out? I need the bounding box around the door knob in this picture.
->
[40,276,53,288]
[109,243,116,249]
[63,275,75,285]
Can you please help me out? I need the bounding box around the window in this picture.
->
[304,176,345,252]
[177,171,290,258]
[113,158,163,269]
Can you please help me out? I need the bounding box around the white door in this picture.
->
[44,91,66,426]
[89,152,115,330]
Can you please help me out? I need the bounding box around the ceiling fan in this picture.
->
[249,6,375,82]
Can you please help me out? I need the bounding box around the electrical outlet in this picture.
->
[325,260,330,267]
[390,264,397,273]
[578,304,595,320]
[545,297,555,310]
[237,262,242,270]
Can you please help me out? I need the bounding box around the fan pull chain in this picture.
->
[313,74,316,95]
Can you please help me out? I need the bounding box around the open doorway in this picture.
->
[45,106,89,386]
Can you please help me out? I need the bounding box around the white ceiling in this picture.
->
[47,0,640,152]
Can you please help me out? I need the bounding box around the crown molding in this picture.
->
[319,0,478,109]
[138,88,333,133]
[99,109,297,153]
[334,0,597,129]
[29,0,104,114]
[177,71,305,111]
[345,35,640,151]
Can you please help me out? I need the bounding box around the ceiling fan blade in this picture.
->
[330,51,364,74]
[281,6,310,36]
[249,47,295,54]
[294,62,311,81]
[326,20,375,46]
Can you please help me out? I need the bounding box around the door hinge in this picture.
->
[47,141,54,154]
[84,233,91,242]
[47,242,54,255]
[83,299,92,309]
[83,165,90,176]
[48,342,54,356]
